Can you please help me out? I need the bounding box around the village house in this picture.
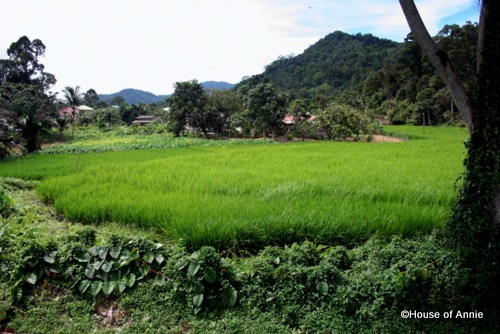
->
[58,105,93,117]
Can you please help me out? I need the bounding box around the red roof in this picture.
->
[58,106,74,116]
[57,105,93,117]
[283,115,316,124]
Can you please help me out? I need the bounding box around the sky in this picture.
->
[0,0,480,96]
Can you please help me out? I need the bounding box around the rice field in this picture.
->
[0,126,468,250]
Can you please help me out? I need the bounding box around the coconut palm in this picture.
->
[55,116,68,142]
[62,86,83,139]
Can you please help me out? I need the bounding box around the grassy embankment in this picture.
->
[0,126,467,250]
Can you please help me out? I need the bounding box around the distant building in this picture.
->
[58,105,93,117]
[132,115,160,125]
[283,114,317,132]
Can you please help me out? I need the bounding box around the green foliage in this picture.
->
[1,194,496,333]
[243,83,288,137]
[0,192,14,217]
[167,80,209,137]
[238,242,344,326]
[205,89,243,136]
[239,31,397,98]
[317,103,374,140]
[77,107,122,127]
[163,246,238,314]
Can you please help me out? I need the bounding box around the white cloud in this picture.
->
[0,0,479,96]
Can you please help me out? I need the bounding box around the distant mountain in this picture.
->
[99,89,169,105]
[201,81,235,90]
[99,81,234,105]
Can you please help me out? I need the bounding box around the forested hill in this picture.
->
[237,31,398,96]
[99,81,234,105]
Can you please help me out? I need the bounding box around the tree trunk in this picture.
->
[400,0,500,319]
[399,0,500,241]
[476,0,500,234]
[399,0,474,134]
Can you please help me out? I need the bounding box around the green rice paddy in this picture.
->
[0,126,468,250]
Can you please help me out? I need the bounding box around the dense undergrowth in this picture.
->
[0,178,497,333]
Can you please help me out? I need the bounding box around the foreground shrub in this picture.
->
[1,227,497,333]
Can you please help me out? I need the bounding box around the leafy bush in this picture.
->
[0,191,13,217]
[238,242,345,327]
[162,246,239,314]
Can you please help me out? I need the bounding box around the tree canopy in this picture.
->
[0,36,56,156]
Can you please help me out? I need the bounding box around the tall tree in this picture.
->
[62,86,83,139]
[0,36,47,86]
[84,88,100,107]
[205,89,243,136]
[0,36,56,155]
[399,0,500,317]
[167,80,209,137]
[244,83,288,138]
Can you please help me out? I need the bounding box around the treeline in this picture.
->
[0,23,478,158]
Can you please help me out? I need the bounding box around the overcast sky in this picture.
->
[0,0,479,96]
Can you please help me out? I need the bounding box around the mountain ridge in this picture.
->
[99,81,234,104]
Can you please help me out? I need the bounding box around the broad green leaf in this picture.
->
[154,275,165,286]
[88,247,98,257]
[119,250,131,261]
[143,253,154,264]
[119,253,140,267]
[222,285,238,307]
[138,264,150,278]
[99,272,109,281]
[101,261,113,273]
[109,246,121,259]
[110,270,121,282]
[188,262,200,277]
[25,273,37,285]
[154,243,163,250]
[90,280,103,296]
[118,277,128,293]
[126,273,136,288]
[204,267,217,283]
[193,293,203,307]
[49,264,62,274]
[70,274,82,289]
[64,266,75,278]
[155,254,165,265]
[93,260,104,271]
[75,251,91,263]
[43,251,57,264]
[84,266,95,279]
[102,280,117,295]
[79,279,91,294]
[177,260,188,271]
[98,247,108,260]
[316,281,328,295]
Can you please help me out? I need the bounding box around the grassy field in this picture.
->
[0,126,468,250]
